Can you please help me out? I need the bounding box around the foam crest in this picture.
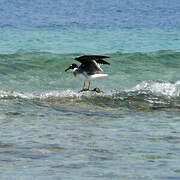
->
[38,89,80,100]
[130,81,180,98]
[0,83,179,110]
[0,89,81,100]
[0,90,34,99]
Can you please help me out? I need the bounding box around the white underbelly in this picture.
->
[75,72,108,81]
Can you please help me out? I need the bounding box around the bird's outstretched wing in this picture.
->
[75,55,110,65]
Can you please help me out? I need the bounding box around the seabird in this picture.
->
[65,55,110,92]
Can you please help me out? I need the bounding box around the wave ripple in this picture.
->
[0,81,179,110]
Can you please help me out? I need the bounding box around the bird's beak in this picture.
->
[65,66,71,72]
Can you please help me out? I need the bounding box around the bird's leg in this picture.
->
[83,81,86,89]
[87,81,91,90]
[80,81,89,92]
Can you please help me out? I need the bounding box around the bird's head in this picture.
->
[65,64,78,72]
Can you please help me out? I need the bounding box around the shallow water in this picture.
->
[0,89,180,179]
[1,28,180,54]
[1,0,180,179]
[0,50,180,179]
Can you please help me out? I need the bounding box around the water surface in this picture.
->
[0,0,180,179]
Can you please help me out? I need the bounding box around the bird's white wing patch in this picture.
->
[92,60,103,72]
[89,74,108,80]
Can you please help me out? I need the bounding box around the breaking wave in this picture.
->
[0,81,179,110]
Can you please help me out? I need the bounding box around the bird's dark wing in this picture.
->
[75,55,110,65]
[78,60,103,75]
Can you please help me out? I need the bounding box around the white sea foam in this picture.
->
[0,89,94,100]
[129,81,180,98]
[0,82,179,109]
[38,89,80,99]
[0,81,179,102]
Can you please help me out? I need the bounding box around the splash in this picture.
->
[130,80,180,98]
[0,89,80,100]
[123,80,180,109]
[0,81,179,110]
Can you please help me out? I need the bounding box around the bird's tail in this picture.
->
[90,74,108,80]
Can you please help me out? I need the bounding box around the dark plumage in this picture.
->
[75,55,110,65]
[65,55,110,92]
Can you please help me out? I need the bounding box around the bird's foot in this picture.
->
[79,88,103,93]
[92,88,103,93]
[79,88,89,92]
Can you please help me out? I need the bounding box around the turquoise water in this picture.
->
[0,28,180,179]
[1,0,180,179]
[1,28,180,54]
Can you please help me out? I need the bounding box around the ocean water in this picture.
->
[0,0,180,179]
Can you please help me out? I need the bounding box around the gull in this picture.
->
[65,55,110,93]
